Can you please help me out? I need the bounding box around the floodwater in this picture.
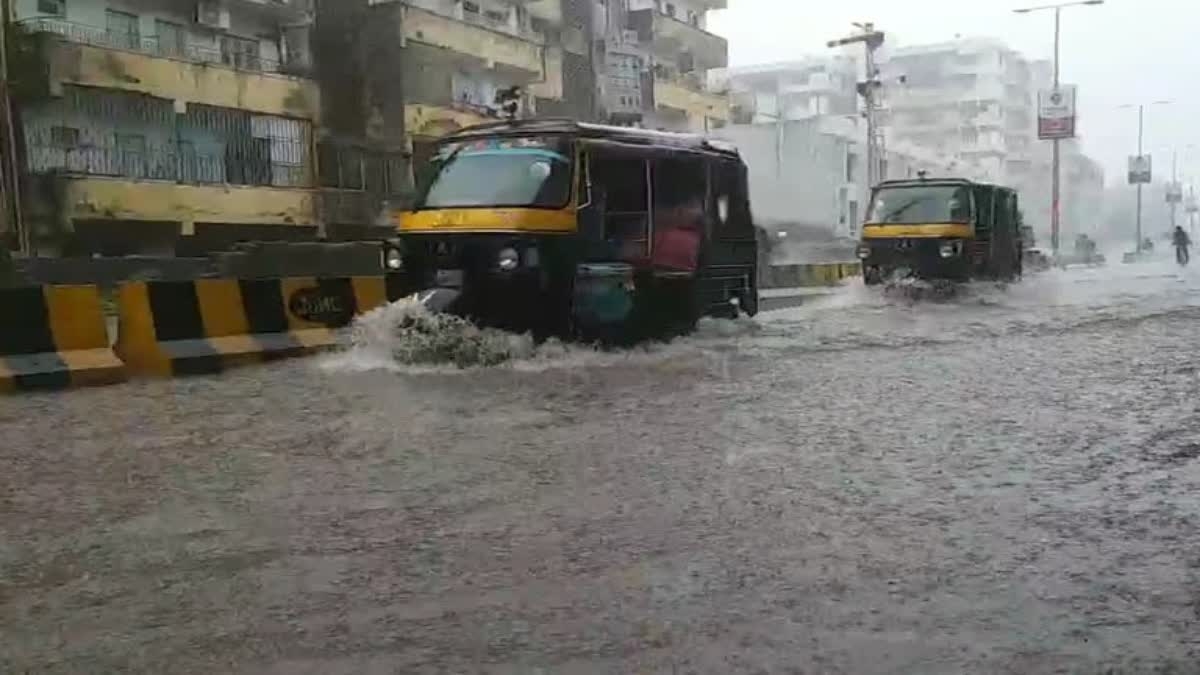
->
[3,262,1200,674]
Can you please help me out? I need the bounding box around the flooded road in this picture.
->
[4,262,1200,674]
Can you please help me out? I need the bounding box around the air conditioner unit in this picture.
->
[195,0,231,30]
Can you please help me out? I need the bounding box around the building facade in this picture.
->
[1,0,732,255]
[879,37,1104,240]
[719,57,858,125]
[7,0,321,255]
[714,117,864,239]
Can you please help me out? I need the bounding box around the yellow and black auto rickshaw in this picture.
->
[857,177,1024,285]
[382,119,759,341]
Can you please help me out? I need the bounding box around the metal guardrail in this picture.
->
[18,17,294,75]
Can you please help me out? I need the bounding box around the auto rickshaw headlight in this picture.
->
[384,246,404,270]
[939,241,960,259]
[498,247,520,271]
[856,244,871,260]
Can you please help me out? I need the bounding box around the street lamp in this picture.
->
[1013,0,1105,260]
[1119,100,1172,253]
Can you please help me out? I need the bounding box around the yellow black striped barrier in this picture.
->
[0,285,126,392]
[116,276,388,377]
[763,262,861,289]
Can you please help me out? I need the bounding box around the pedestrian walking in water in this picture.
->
[1173,226,1191,266]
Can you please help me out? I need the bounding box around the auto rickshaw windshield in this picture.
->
[867,185,973,224]
[415,136,574,210]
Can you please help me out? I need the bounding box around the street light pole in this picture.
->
[1122,100,1173,253]
[1136,104,1144,252]
[1013,0,1104,260]
[1051,7,1061,257]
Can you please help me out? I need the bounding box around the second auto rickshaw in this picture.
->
[858,177,1024,284]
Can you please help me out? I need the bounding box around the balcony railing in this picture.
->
[402,0,545,44]
[25,139,309,187]
[18,18,303,76]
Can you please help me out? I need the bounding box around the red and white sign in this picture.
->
[1038,85,1077,140]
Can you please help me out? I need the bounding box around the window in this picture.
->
[50,126,80,149]
[115,133,147,179]
[156,20,186,58]
[867,184,973,224]
[588,155,650,260]
[220,35,261,71]
[37,0,65,17]
[713,159,751,238]
[416,136,573,209]
[105,10,140,51]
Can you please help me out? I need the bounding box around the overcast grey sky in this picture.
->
[709,0,1199,187]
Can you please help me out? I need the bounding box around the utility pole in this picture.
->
[828,23,885,188]
[1136,104,1144,253]
[1014,0,1105,259]
[1170,150,1178,231]
[0,0,28,255]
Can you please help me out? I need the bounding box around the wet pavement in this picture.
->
[4,261,1200,674]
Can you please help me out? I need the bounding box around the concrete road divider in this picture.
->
[116,276,388,377]
[761,262,861,289]
[0,285,126,392]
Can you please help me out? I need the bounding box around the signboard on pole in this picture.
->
[1166,181,1184,204]
[1128,155,1152,184]
[1038,85,1077,140]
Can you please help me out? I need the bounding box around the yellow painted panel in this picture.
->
[288,328,337,350]
[0,359,16,393]
[406,104,492,138]
[194,279,249,338]
[397,207,576,233]
[63,179,317,227]
[206,336,268,370]
[528,46,564,101]
[654,79,730,121]
[403,6,543,75]
[43,285,109,351]
[862,223,973,239]
[56,349,126,387]
[115,282,173,377]
[351,277,389,314]
[50,42,320,120]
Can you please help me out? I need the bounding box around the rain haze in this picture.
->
[6,0,1200,672]
[711,0,1200,184]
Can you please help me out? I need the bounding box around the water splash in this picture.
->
[325,298,535,371]
[320,298,746,374]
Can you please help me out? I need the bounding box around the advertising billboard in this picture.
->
[1038,85,1077,140]
[1128,155,1152,185]
[1166,181,1184,204]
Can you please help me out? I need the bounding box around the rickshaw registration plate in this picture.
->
[435,269,464,288]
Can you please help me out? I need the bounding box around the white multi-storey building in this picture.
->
[879,38,1036,185]
[878,37,1103,238]
[718,57,859,124]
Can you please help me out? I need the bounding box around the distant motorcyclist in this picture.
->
[1173,226,1191,266]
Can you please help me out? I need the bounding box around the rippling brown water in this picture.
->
[3,262,1200,673]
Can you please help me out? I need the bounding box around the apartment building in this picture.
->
[879,38,1104,237]
[720,57,859,124]
[626,0,727,132]
[1,0,732,255]
[715,116,865,238]
[878,38,1035,185]
[8,0,320,255]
